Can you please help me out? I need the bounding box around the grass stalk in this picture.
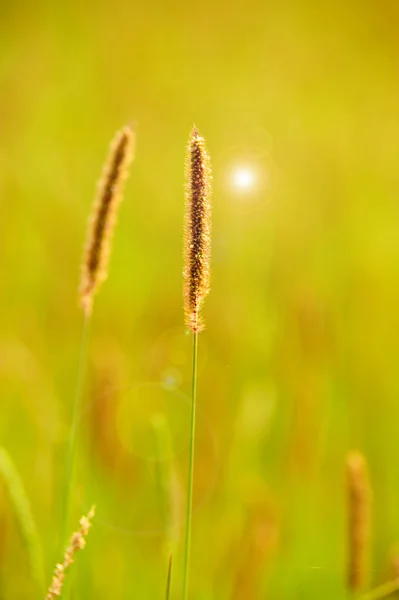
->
[151,413,182,556]
[182,330,199,600]
[62,123,133,594]
[181,125,211,599]
[63,312,91,542]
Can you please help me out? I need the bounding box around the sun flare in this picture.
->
[232,167,256,191]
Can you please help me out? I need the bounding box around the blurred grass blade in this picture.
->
[362,579,399,600]
[165,555,172,600]
[0,446,45,597]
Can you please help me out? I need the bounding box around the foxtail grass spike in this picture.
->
[346,451,372,593]
[182,126,212,600]
[46,506,95,600]
[0,447,45,597]
[80,125,135,314]
[184,126,212,332]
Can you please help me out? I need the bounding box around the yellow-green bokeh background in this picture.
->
[1,1,399,598]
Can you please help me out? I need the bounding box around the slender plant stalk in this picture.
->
[165,555,173,600]
[63,124,134,541]
[182,331,199,600]
[151,413,182,556]
[63,311,91,541]
[152,417,168,534]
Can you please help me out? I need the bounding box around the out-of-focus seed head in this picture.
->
[80,125,134,314]
[346,451,372,593]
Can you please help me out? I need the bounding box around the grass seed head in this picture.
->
[184,126,212,332]
[80,125,134,314]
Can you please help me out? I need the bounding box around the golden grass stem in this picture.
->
[46,506,95,599]
[0,447,45,598]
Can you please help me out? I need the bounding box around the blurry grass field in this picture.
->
[2,0,399,598]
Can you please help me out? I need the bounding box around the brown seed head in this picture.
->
[46,506,95,599]
[184,126,212,332]
[80,125,134,314]
[346,451,372,593]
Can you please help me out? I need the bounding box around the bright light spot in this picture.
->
[232,167,256,191]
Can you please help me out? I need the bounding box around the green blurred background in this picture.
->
[1,0,399,598]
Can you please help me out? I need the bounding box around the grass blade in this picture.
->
[0,446,45,597]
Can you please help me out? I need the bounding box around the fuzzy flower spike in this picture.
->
[80,125,134,314]
[184,126,212,332]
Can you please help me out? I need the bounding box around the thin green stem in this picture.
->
[165,555,172,600]
[362,580,399,600]
[182,330,198,600]
[63,311,91,543]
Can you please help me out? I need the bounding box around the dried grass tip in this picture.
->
[346,451,372,593]
[46,506,95,599]
[80,125,135,314]
[184,126,212,332]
